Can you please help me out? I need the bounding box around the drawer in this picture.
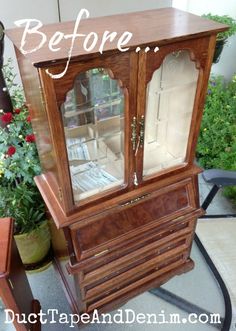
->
[81,215,196,281]
[83,233,190,300]
[70,178,198,260]
[85,255,194,313]
[68,209,201,276]
[68,214,199,301]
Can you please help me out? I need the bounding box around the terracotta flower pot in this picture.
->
[14,220,51,266]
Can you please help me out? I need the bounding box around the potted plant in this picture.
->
[0,184,51,266]
[202,14,236,63]
[0,59,51,267]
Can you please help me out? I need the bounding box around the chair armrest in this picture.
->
[202,169,236,187]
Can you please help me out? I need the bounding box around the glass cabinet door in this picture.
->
[61,68,125,202]
[143,50,199,178]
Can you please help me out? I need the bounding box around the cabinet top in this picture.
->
[6,7,227,67]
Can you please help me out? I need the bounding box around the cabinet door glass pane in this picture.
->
[61,68,125,202]
[143,51,199,177]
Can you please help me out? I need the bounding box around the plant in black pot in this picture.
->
[0,60,51,268]
[202,14,236,63]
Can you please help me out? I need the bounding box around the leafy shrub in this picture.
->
[0,59,46,234]
[0,183,45,234]
[197,74,236,203]
[202,14,236,40]
[0,104,41,185]
[2,58,25,107]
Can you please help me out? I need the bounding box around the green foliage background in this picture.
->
[197,75,236,203]
[0,59,46,234]
[202,14,236,40]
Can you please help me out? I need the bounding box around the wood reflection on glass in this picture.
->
[0,297,5,309]
[143,51,199,177]
[61,68,125,202]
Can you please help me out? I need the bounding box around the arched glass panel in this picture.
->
[61,68,125,202]
[143,50,199,177]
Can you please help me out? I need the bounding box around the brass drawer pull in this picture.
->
[121,193,150,207]
[94,249,109,257]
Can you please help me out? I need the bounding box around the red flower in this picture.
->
[7,146,16,157]
[1,112,13,124]
[14,108,21,114]
[25,134,35,143]
[27,116,31,122]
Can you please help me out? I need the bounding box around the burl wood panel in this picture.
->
[77,185,189,252]
[68,209,202,273]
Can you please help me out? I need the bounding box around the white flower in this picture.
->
[0,109,3,113]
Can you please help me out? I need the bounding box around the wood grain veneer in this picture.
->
[6,8,227,66]
[6,8,228,322]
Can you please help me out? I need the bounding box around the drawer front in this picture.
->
[83,235,190,299]
[68,214,199,303]
[70,178,198,260]
[84,253,193,312]
[80,216,196,299]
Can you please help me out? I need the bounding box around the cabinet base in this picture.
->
[53,256,194,321]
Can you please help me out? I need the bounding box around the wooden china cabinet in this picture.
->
[7,8,227,316]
